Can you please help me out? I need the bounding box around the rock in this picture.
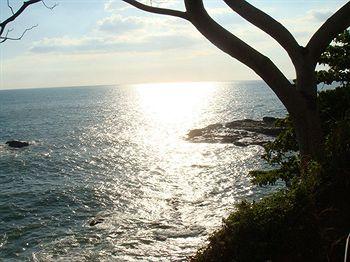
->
[187,129,203,138]
[224,119,282,136]
[263,116,277,124]
[5,140,29,148]
[186,117,283,146]
[89,218,104,226]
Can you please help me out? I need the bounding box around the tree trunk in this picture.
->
[278,53,324,164]
[290,66,324,164]
[291,107,324,161]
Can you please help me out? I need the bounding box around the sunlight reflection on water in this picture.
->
[0,82,286,261]
[136,82,216,122]
[79,82,275,260]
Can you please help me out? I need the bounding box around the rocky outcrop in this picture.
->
[5,140,29,148]
[187,117,282,147]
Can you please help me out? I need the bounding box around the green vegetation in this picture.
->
[191,31,350,261]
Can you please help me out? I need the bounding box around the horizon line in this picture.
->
[0,79,270,91]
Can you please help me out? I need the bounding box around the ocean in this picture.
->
[0,81,286,261]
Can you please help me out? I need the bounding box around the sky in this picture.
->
[0,0,348,90]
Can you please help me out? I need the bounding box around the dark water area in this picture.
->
[0,81,286,261]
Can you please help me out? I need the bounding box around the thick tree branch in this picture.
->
[183,0,302,112]
[123,0,304,113]
[122,0,189,20]
[122,0,338,158]
[307,2,350,66]
[222,0,302,67]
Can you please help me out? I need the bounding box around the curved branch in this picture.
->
[0,0,41,36]
[42,0,58,10]
[307,2,350,66]
[0,28,14,43]
[222,0,302,67]
[122,0,189,20]
[7,0,15,15]
[184,0,300,111]
[0,24,38,43]
[124,0,309,114]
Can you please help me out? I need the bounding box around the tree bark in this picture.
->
[291,104,324,162]
[292,52,324,161]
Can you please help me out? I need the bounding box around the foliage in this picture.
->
[317,30,350,86]
[316,31,350,171]
[192,30,350,262]
[250,84,350,187]
[192,179,320,261]
[250,116,299,187]
[250,30,350,188]
[192,160,350,261]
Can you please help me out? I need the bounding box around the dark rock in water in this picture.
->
[5,140,29,148]
[263,116,278,124]
[224,119,282,136]
[186,117,283,146]
[187,123,223,138]
[89,218,104,226]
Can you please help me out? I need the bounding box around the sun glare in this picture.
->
[135,82,218,125]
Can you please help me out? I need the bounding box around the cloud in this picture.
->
[308,9,333,22]
[29,33,198,55]
[104,0,128,12]
[207,7,232,16]
[96,14,180,35]
[279,8,335,44]
[97,14,144,34]
[97,11,196,40]
[29,8,201,55]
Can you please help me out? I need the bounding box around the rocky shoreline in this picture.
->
[186,117,282,147]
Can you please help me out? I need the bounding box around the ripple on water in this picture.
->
[0,82,286,260]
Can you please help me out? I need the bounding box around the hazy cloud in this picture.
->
[104,0,128,12]
[280,8,335,44]
[30,33,198,55]
[308,9,333,22]
[98,15,144,34]
[207,7,232,16]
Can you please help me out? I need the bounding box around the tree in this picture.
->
[192,32,350,261]
[0,0,56,43]
[250,30,350,188]
[122,0,350,164]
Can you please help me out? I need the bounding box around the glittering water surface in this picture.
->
[0,82,286,261]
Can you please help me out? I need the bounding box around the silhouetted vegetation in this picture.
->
[192,30,350,261]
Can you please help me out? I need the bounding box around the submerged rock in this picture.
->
[186,117,282,147]
[89,218,104,226]
[5,140,29,148]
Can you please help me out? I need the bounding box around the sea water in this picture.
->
[0,81,286,261]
